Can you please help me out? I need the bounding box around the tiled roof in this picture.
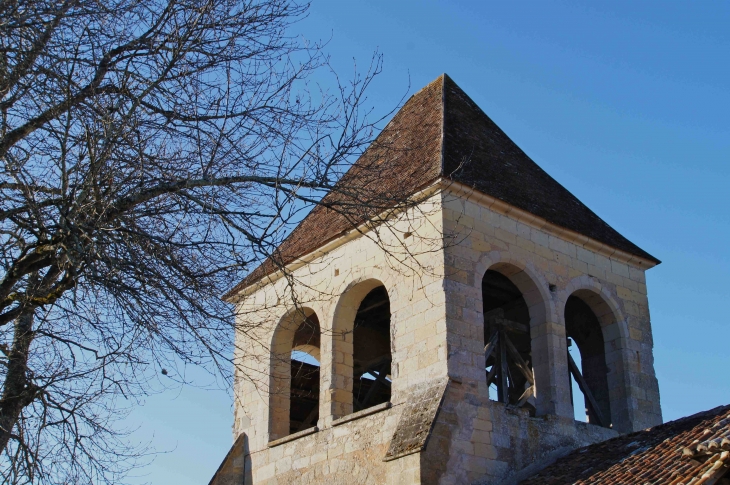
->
[223,75,444,299]
[224,75,658,299]
[520,405,730,485]
[440,77,657,266]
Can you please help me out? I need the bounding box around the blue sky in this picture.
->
[126,2,730,483]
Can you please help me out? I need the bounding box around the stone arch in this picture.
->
[333,277,392,333]
[292,344,320,362]
[268,306,321,440]
[474,251,559,416]
[561,275,633,431]
[475,251,556,326]
[562,277,628,338]
[330,277,393,417]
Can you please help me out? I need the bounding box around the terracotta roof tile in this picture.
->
[224,74,659,299]
[520,405,730,485]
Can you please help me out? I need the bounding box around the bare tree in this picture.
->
[0,0,417,482]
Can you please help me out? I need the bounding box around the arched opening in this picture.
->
[269,309,321,440]
[352,286,391,412]
[565,294,611,428]
[289,314,320,434]
[482,268,535,414]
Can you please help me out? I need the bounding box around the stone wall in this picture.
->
[220,183,662,484]
[246,404,396,484]
[441,184,662,434]
[231,193,449,461]
[420,381,617,484]
[214,379,616,485]
[229,378,450,485]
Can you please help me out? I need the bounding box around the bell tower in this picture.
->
[211,74,662,485]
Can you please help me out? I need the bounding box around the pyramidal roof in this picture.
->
[225,75,658,299]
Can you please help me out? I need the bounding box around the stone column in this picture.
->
[320,301,356,425]
[531,320,573,419]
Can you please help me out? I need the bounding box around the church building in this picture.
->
[210,75,727,484]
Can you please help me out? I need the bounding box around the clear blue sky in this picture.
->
[127,2,730,483]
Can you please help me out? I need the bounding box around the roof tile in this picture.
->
[520,405,730,485]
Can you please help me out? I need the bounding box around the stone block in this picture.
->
[611,260,631,278]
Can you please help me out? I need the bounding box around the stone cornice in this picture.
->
[441,179,659,271]
[223,182,443,302]
[225,178,657,303]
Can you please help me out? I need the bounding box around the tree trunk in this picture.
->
[0,311,37,453]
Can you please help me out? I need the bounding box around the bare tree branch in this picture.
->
[0,1,424,482]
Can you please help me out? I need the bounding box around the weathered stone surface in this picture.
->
[385,377,449,461]
[419,383,617,484]
[209,434,248,485]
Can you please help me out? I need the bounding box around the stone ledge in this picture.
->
[267,426,318,448]
[332,402,392,427]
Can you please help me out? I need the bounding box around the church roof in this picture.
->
[224,74,658,299]
[520,404,730,485]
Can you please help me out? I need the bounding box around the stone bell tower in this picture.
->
[211,74,662,485]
